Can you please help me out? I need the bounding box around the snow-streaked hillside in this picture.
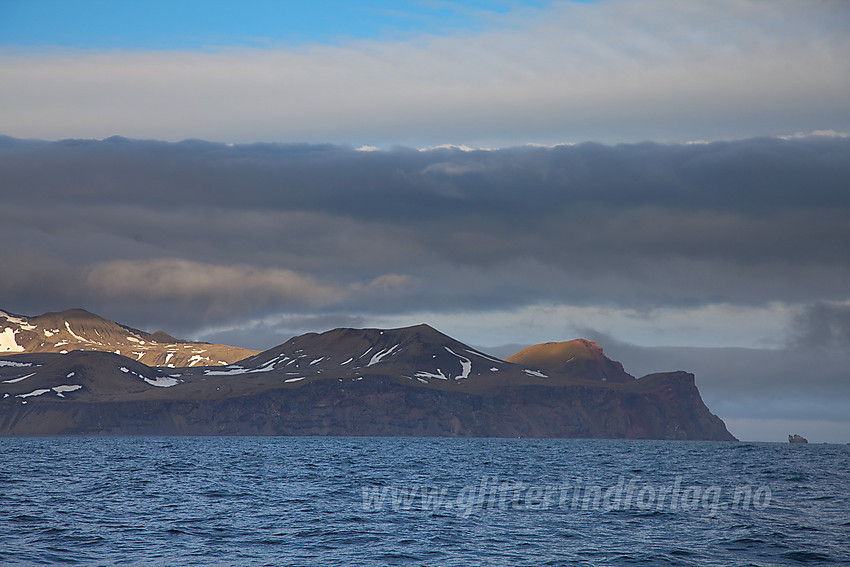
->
[0,308,257,367]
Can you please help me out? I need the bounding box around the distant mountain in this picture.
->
[0,308,258,367]
[231,323,514,385]
[0,321,735,440]
[506,339,634,383]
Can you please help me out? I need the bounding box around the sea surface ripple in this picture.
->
[0,437,847,566]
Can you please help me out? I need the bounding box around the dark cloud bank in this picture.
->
[3,134,849,323]
[2,134,849,441]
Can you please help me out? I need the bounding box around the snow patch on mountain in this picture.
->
[53,385,82,397]
[256,355,285,370]
[17,388,51,398]
[444,347,472,380]
[64,321,88,343]
[0,328,24,352]
[414,369,449,380]
[523,369,548,378]
[1,311,35,330]
[3,373,35,384]
[0,361,34,368]
[204,366,246,376]
[368,344,400,366]
[143,376,180,387]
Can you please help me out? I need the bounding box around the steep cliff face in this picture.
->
[0,323,736,440]
[0,371,735,439]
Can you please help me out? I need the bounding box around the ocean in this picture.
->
[1,437,847,566]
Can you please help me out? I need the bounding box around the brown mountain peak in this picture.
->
[506,339,633,383]
[2,306,257,367]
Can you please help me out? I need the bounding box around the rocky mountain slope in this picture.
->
[506,339,634,383]
[0,309,258,367]
[0,320,735,440]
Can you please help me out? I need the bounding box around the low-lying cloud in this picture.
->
[87,258,343,313]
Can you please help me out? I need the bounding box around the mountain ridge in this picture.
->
[0,309,736,440]
[0,308,258,367]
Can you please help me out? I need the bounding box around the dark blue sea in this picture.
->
[1,437,847,566]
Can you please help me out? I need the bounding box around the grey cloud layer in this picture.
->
[1,0,847,145]
[1,134,849,337]
[790,302,850,349]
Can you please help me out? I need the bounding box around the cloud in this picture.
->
[1,0,847,145]
[87,258,342,309]
[788,301,850,349]
[196,313,373,352]
[779,130,849,140]
[1,134,849,344]
[362,273,415,291]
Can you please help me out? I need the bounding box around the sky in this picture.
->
[1,0,849,442]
